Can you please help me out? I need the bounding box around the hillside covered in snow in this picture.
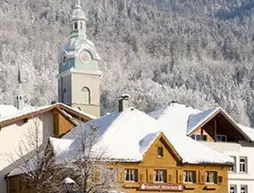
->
[1,0,254,126]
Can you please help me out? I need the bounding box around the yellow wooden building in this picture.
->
[6,106,232,193]
[115,132,229,193]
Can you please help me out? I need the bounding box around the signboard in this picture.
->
[139,184,183,192]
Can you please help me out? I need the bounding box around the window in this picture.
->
[183,171,196,183]
[229,156,236,172]
[205,171,217,184]
[74,22,78,29]
[216,135,227,142]
[82,87,91,104]
[154,170,166,183]
[125,169,137,182]
[157,147,163,157]
[191,134,207,141]
[230,185,237,193]
[240,157,247,173]
[241,185,248,193]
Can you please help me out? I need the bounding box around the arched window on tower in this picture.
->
[82,87,90,104]
[74,22,78,30]
[80,22,83,29]
[63,88,67,104]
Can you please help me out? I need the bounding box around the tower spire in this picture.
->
[75,0,81,8]
[14,68,24,110]
[70,0,87,38]
[18,68,22,84]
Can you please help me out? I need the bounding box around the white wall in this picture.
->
[0,112,54,193]
[202,141,254,193]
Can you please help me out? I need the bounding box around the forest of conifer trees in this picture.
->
[1,0,254,126]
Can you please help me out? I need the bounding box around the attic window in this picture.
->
[157,147,163,157]
[191,134,207,141]
[216,135,227,142]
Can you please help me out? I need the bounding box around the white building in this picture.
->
[0,103,94,193]
[149,102,254,193]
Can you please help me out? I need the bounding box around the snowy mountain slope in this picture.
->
[0,0,254,126]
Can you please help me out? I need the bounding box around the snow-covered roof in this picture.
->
[0,105,20,117]
[149,103,252,141]
[8,107,233,177]
[0,103,95,126]
[50,107,233,165]
[237,124,254,141]
[0,104,52,123]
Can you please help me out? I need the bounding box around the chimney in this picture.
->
[118,94,130,112]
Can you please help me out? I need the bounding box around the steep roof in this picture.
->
[8,107,233,177]
[0,103,95,128]
[149,103,252,141]
[237,124,254,141]
[0,105,20,117]
[50,107,233,165]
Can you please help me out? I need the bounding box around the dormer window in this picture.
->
[157,147,163,157]
[191,134,207,141]
[216,135,227,142]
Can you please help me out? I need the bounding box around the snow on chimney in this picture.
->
[118,94,130,112]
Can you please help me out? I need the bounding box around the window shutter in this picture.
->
[218,176,223,184]
[147,169,154,182]
[149,174,153,182]
[167,169,175,183]
[118,169,124,182]
[197,171,200,184]
[139,174,143,183]
[193,171,197,183]
[177,170,183,183]
[201,175,205,184]
[179,174,183,183]
[168,174,172,183]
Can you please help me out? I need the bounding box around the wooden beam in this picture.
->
[214,119,217,141]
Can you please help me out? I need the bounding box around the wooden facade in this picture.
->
[190,111,249,143]
[115,134,229,193]
[6,133,230,193]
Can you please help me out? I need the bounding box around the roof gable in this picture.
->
[141,132,182,164]
[0,103,94,129]
[60,107,233,165]
[188,108,251,141]
[150,103,252,142]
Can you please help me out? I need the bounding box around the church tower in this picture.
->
[14,68,24,110]
[58,0,101,117]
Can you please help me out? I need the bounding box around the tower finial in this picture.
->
[75,0,81,8]
[18,68,22,84]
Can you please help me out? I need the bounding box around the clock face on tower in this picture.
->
[79,50,92,64]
